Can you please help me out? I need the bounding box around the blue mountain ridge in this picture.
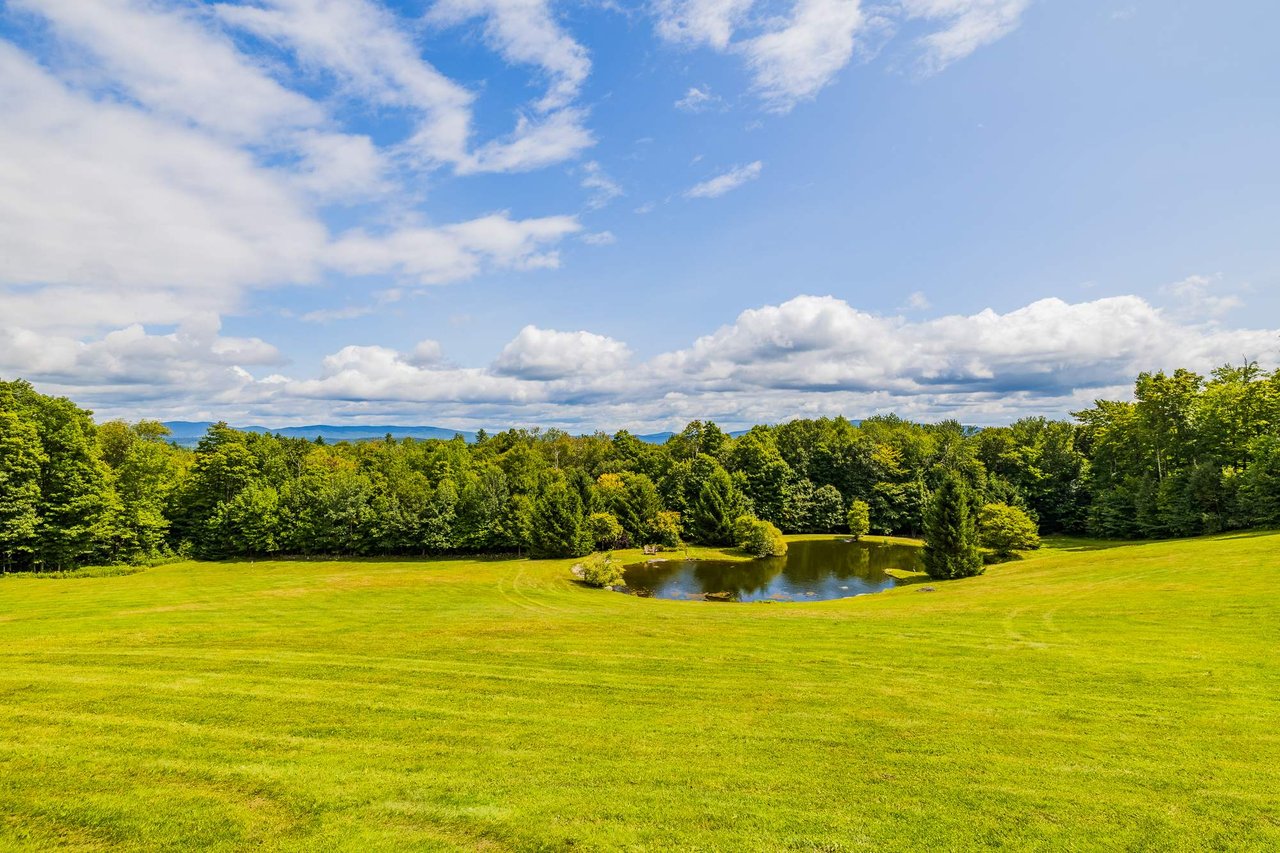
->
[159,423,757,448]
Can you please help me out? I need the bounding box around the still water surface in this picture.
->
[622,538,923,602]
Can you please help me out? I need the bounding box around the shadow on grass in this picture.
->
[207,552,529,566]
[1041,536,1147,554]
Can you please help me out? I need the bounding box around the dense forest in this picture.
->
[2,364,1279,571]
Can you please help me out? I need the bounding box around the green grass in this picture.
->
[2,533,1278,851]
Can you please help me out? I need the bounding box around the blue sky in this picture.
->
[1,0,1277,430]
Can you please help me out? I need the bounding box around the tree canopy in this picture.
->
[2,363,1278,570]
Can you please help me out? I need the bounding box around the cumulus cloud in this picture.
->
[685,161,764,198]
[0,1,587,362]
[493,326,632,380]
[24,292,1274,430]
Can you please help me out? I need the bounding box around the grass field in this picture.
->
[2,533,1278,851]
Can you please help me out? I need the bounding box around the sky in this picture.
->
[1,0,1278,432]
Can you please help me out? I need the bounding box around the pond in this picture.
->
[622,538,924,602]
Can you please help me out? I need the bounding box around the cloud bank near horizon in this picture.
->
[5,291,1276,432]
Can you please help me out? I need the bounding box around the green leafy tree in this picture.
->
[530,478,591,558]
[808,484,844,533]
[585,512,625,549]
[977,503,1041,559]
[0,404,45,571]
[724,430,793,525]
[213,483,282,557]
[846,499,870,541]
[651,510,682,548]
[27,391,112,569]
[922,472,983,579]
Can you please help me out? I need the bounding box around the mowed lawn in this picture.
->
[1,534,1278,851]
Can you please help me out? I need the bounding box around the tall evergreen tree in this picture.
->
[685,455,742,545]
[922,471,983,580]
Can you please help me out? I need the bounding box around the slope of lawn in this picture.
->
[1,532,1278,851]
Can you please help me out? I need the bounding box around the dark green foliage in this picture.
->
[1240,436,1280,527]
[530,478,591,558]
[2,363,1279,571]
[923,472,983,580]
[808,484,845,533]
[685,455,744,545]
[0,403,44,570]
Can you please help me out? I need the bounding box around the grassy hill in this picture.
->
[2,534,1278,850]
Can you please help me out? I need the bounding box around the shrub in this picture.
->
[736,516,787,558]
[579,552,625,588]
[846,500,870,541]
[978,503,1041,558]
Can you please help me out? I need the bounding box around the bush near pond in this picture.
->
[734,515,788,558]
[579,552,625,588]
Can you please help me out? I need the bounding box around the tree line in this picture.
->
[2,363,1279,571]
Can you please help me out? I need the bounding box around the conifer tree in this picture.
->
[922,471,983,579]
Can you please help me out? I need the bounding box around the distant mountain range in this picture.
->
[161,421,476,447]
[160,423,753,448]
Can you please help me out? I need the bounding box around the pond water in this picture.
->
[622,538,924,602]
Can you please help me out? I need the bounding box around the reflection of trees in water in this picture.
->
[692,557,784,595]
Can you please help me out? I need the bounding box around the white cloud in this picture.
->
[741,0,864,109]
[580,161,623,209]
[460,109,595,174]
[409,340,445,367]
[0,6,585,350]
[1161,274,1242,320]
[428,0,591,114]
[675,85,721,112]
[902,291,931,310]
[654,0,1032,109]
[493,326,632,380]
[581,231,617,246]
[0,43,324,307]
[14,0,322,141]
[656,0,756,49]
[26,292,1274,430]
[899,0,1032,74]
[685,161,764,198]
[215,0,593,173]
[326,214,582,284]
